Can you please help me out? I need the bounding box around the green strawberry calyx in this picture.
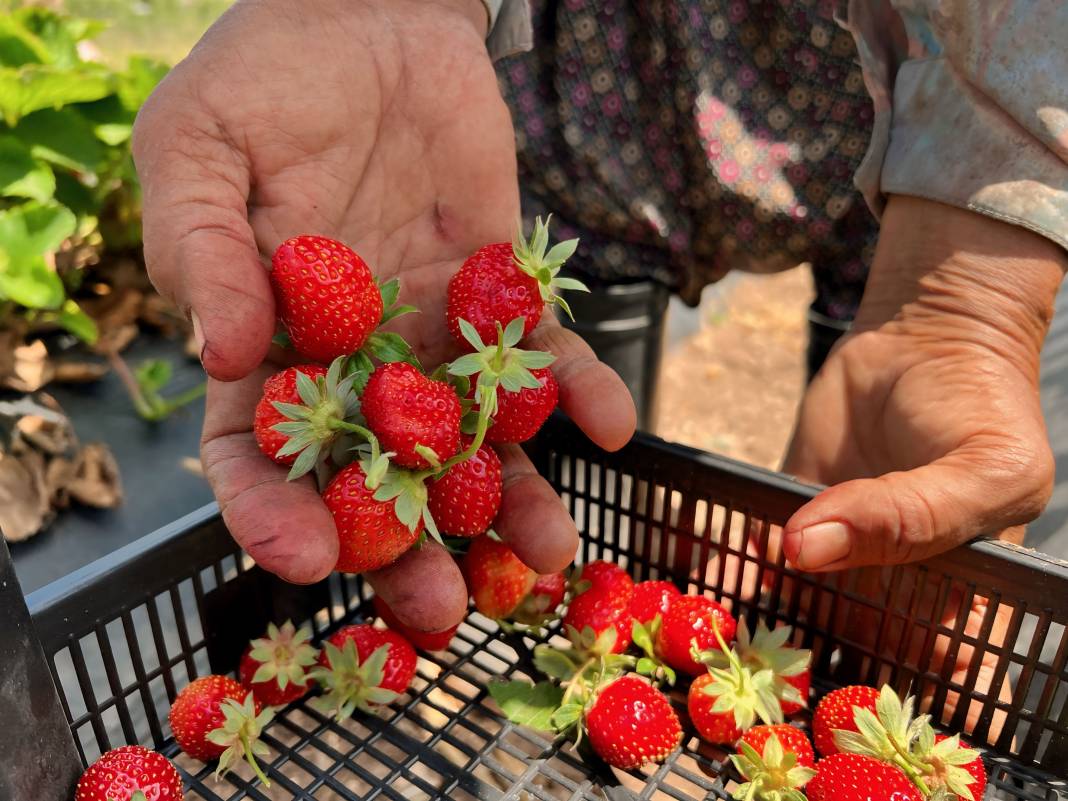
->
[204,691,275,787]
[512,215,589,320]
[309,640,401,721]
[448,316,557,416]
[832,685,980,800]
[272,357,362,480]
[248,620,320,692]
[693,627,784,730]
[730,735,816,801]
[631,617,676,687]
[696,619,810,710]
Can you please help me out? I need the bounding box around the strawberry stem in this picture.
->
[330,420,377,441]
[241,731,271,788]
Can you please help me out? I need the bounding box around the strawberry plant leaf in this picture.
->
[272,330,291,348]
[366,331,421,368]
[631,620,655,657]
[551,702,583,732]
[378,277,401,309]
[533,644,577,681]
[0,135,54,201]
[502,316,525,348]
[447,353,484,377]
[488,680,564,732]
[56,298,97,343]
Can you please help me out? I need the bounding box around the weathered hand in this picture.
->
[132,0,636,631]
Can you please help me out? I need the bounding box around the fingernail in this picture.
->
[795,521,852,570]
[191,310,206,361]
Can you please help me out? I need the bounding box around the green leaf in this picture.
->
[0,136,54,202]
[11,8,86,67]
[378,277,401,309]
[631,620,655,657]
[57,298,97,343]
[0,202,75,308]
[488,680,564,732]
[551,702,583,731]
[272,330,292,348]
[0,15,52,67]
[116,55,168,112]
[447,353,484,377]
[533,645,577,681]
[458,318,485,351]
[53,171,95,217]
[0,64,113,126]
[636,657,657,676]
[135,359,172,394]
[366,331,419,367]
[553,277,589,292]
[501,316,525,348]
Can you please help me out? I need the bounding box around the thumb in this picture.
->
[133,91,274,381]
[782,443,1053,571]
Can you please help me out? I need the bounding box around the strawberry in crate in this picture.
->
[76,746,183,801]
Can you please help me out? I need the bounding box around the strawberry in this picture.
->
[426,437,501,536]
[446,216,586,350]
[686,653,783,745]
[627,580,681,626]
[831,685,988,801]
[323,461,425,573]
[806,754,922,801]
[485,366,558,444]
[739,724,815,768]
[75,745,182,801]
[812,685,880,756]
[311,624,417,719]
[168,675,273,784]
[361,362,462,469]
[271,235,383,363]
[253,359,362,479]
[253,364,328,463]
[373,594,459,652]
[512,572,567,625]
[463,535,536,618]
[563,561,635,655]
[584,676,682,769]
[697,620,811,715]
[731,728,817,801]
[238,621,319,706]
[656,595,737,675]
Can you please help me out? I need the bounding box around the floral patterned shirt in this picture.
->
[487,0,1068,320]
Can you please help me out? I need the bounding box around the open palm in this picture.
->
[133,0,635,631]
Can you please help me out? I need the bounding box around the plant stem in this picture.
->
[241,733,271,788]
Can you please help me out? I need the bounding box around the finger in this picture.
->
[524,317,637,451]
[133,80,274,381]
[201,371,339,583]
[782,440,1053,571]
[367,542,469,632]
[493,444,579,573]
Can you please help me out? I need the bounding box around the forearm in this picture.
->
[856,196,1067,373]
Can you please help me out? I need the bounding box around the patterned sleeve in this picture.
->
[484,0,533,61]
[847,0,1068,250]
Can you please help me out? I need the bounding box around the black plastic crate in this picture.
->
[8,417,1068,800]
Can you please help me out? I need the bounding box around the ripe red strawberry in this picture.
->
[563,561,635,654]
[739,725,815,768]
[656,595,737,675]
[361,362,462,469]
[585,676,682,769]
[426,437,502,536]
[512,572,567,624]
[271,235,383,363]
[238,621,319,706]
[323,462,424,573]
[812,684,880,756]
[463,535,536,618]
[688,673,743,744]
[807,753,922,801]
[75,745,183,801]
[446,216,585,350]
[731,726,817,800]
[687,645,784,746]
[169,675,273,783]
[312,624,417,718]
[253,364,329,464]
[373,594,459,652]
[485,366,558,444]
[627,580,681,626]
[701,620,811,715]
[927,734,987,801]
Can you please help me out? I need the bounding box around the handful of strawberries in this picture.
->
[254,217,585,572]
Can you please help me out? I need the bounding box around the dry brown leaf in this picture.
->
[5,341,54,392]
[13,397,76,455]
[52,361,109,383]
[0,449,53,542]
[46,456,74,508]
[66,442,123,509]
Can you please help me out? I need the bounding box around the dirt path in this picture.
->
[655,268,813,470]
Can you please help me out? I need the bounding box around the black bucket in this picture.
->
[557,278,671,431]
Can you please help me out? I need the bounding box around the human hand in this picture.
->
[782,195,1064,572]
[132,0,636,630]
